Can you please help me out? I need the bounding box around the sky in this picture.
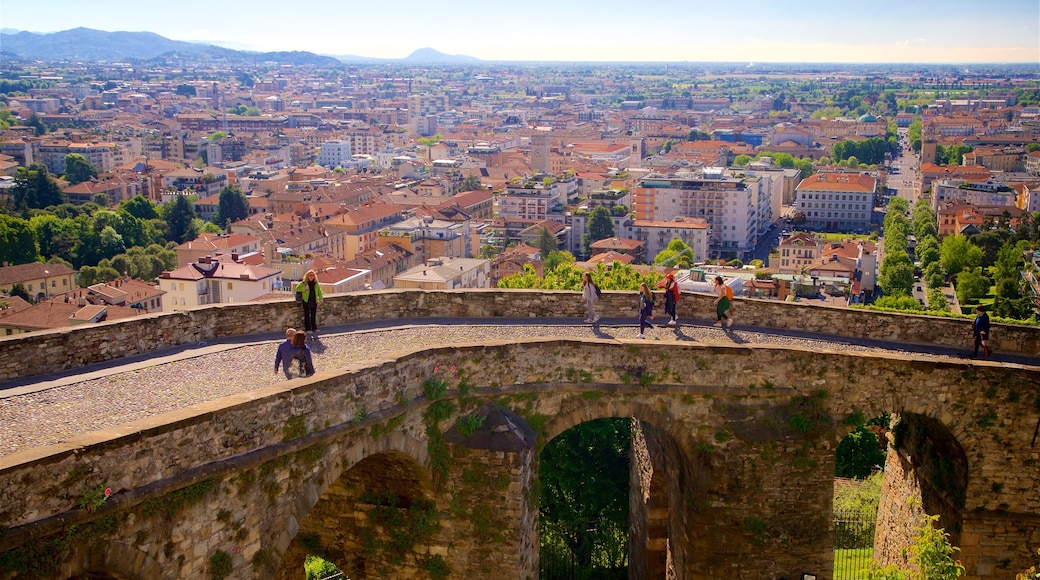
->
[2,0,1039,64]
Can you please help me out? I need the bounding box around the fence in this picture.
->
[833,507,878,579]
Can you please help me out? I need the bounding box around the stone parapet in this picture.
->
[1,289,1037,382]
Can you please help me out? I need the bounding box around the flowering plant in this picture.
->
[77,484,112,512]
[423,365,458,399]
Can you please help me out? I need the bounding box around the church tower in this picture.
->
[530,131,551,173]
[921,122,938,166]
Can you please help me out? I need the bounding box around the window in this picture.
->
[227,282,233,290]
[27,284,33,291]
[51,280,56,288]
[62,279,67,286]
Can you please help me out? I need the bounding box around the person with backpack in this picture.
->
[581,272,601,323]
[636,282,655,339]
[662,272,681,325]
[712,276,733,329]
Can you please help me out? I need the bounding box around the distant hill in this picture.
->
[0,28,341,66]
[403,47,481,64]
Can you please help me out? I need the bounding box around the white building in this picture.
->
[634,168,767,260]
[317,140,354,169]
[794,172,877,232]
[160,254,281,311]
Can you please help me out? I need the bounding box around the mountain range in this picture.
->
[0,28,480,65]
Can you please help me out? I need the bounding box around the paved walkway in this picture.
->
[1,317,1033,460]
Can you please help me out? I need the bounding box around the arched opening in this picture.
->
[539,417,687,579]
[273,450,437,580]
[539,417,631,578]
[831,414,889,579]
[871,412,968,574]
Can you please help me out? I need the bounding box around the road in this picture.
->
[886,128,920,205]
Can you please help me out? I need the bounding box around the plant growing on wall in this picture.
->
[77,484,111,512]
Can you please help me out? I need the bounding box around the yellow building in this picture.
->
[0,262,78,302]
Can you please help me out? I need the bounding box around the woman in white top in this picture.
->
[581,272,600,323]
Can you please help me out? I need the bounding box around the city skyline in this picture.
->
[2,0,1038,64]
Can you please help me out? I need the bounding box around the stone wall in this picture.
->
[1,340,1038,579]
[1,289,1037,382]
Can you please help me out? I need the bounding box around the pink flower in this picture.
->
[434,366,440,373]
[104,487,112,497]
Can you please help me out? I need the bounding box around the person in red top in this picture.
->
[662,273,681,325]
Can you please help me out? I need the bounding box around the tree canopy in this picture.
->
[214,185,250,227]
[62,153,98,185]
[12,164,65,210]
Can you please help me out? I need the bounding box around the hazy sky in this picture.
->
[2,0,1038,63]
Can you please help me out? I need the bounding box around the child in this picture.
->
[637,282,655,339]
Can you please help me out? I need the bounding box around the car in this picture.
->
[916,285,922,292]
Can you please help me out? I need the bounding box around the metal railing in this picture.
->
[833,507,878,579]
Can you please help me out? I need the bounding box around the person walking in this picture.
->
[972,304,991,359]
[636,282,655,339]
[275,329,314,378]
[581,272,601,323]
[662,272,680,325]
[296,270,323,332]
[712,276,733,328]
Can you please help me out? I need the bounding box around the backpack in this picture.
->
[725,285,734,300]
[593,283,602,298]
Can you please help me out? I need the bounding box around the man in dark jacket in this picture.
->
[972,305,990,359]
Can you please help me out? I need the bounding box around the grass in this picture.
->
[834,547,874,579]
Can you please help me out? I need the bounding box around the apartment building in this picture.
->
[634,168,763,260]
[316,140,353,169]
[931,179,1016,213]
[794,172,876,232]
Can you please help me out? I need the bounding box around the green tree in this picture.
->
[533,226,559,259]
[304,555,342,580]
[7,283,31,302]
[0,214,39,265]
[460,174,484,192]
[939,235,982,278]
[653,239,695,269]
[909,515,965,580]
[62,153,98,185]
[120,195,159,220]
[878,251,914,297]
[732,154,752,166]
[540,418,630,573]
[30,214,77,263]
[26,112,46,136]
[915,235,941,269]
[955,267,990,305]
[836,426,886,478]
[924,261,947,291]
[11,164,65,210]
[163,194,198,244]
[583,206,615,258]
[479,244,498,259]
[872,294,923,311]
[544,250,575,272]
[214,185,250,227]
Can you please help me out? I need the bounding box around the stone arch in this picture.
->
[271,431,436,580]
[874,411,969,569]
[62,541,161,580]
[539,398,704,579]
